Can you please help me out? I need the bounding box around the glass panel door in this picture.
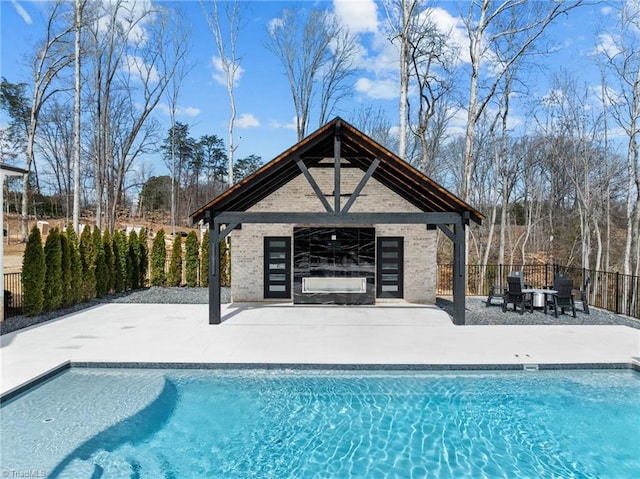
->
[376,237,403,298]
[264,237,291,299]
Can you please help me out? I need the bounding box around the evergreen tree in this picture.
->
[128,230,140,289]
[22,226,45,316]
[113,230,128,292]
[185,231,199,287]
[220,238,231,287]
[93,226,108,298]
[65,225,82,305]
[167,233,182,287]
[200,229,209,287]
[43,228,63,312]
[138,229,149,287]
[59,231,72,307]
[79,225,96,301]
[150,229,167,286]
[103,230,115,293]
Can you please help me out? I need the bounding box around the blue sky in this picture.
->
[0,0,616,178]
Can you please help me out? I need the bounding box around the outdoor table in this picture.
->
[522,288,557,310]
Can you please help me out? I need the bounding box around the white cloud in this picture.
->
[333,0,378,34]
[157,103,201,117]
[211,56,245,87]
[600,6,613,15]
[236,113,260,128]
[125,55,159,83]
[593,33,621,58]
[268,17,284,35]
[445,107,469,137]
[269,117,297,130]
[354,77,398,100]
[426,7,470,65]
[97,0,155,45]
[11,0,32,25]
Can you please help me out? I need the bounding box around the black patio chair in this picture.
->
[576,277,590,314]
[546,278,576,318]
[486,283,507,307]
[502,274,533,314]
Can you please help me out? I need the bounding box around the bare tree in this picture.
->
[383,0,420,160]
[72,0,86,233]
[406,6,457,175]
[201,0,244,186]
[460,0,584,207]
[85,0,189,232]
[21,1,74,241]
[266,6,357,141]
[597,1,640,280]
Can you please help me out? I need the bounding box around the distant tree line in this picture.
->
[139,122,262,223]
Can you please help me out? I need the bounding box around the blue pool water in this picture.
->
[1,368,639,478]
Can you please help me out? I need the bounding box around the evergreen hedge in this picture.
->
[93,226,108,298]
[185,231,199,287]
[59,231,72,308]
[200,229,209,287]
[103,230,115,294]
[150,229,166,286]
[167,233,182,287]
[79,225,96,301]
[65,225,82,305]
[220,238,231,287]
[113,230,128,292]
[43,228,63,312]
[128,230,140,289]
[22,226,45,316]
[138,229,148,287]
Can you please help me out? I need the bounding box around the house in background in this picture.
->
[191,118,484,325]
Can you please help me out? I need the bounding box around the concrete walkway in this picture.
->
[1,302,639,397]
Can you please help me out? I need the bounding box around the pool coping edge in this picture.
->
[2,360,638,404]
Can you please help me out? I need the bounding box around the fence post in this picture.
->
[615,272,620,314]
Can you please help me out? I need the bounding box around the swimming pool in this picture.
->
[1,368,639,478]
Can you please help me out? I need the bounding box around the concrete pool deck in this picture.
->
[1,302,639,398]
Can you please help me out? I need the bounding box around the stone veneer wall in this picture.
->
[230,167,437,303]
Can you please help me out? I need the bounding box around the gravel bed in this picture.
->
[436,296,640,329]
[2,288,637,335]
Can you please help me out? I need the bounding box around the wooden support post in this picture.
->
[209,214,221,324]
[452,220,466,325]
[334,120,341,213]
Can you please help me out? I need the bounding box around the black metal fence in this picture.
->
[4,272,22,319]
[5,263,639,320]
[437,263,640,320]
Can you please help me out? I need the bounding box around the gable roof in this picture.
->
[191,117,484,225]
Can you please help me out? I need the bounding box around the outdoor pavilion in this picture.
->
[191,117,484,325]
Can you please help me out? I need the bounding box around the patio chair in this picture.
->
[486,283,508,307]
[502,274,533,314]
[576,277,590,314]
[546,278,576,318]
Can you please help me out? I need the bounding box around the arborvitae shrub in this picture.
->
[65,225,82,305]
[113,230,128,292]
[93,226,108,298]
[220,238,231,287]
[128,230,140,289]
[79,225,96,301]
[185,231,199,287]
[200,229,209,287]
[167,234,182,287]
[60,232,72,308]
[103,230,115,294]
[150,229,167,286]
[22,226,45,316]
[138,229,148,287]
[43,228,63,312]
